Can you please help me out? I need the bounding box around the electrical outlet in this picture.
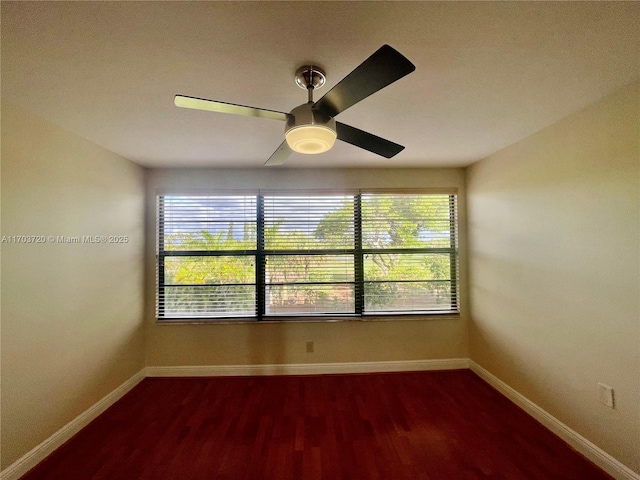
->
[598,383,614,408]
[306,341,314,353]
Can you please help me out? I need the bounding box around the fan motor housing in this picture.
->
[286,103,335,131]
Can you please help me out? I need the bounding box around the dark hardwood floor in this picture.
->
[21,370,611,479]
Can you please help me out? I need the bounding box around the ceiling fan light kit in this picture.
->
[174,45,415,166]
[285,124,337,154]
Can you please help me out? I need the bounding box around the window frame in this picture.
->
[157,189,459,322]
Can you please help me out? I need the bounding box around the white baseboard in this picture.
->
[0,369,146,480]
[469,361,640,480]
[144,358,470,377]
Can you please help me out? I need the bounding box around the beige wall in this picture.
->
[0,104,146,468]
[466,81,640,473]
[145,168,469,366]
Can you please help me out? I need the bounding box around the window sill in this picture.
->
[155,312,460,325]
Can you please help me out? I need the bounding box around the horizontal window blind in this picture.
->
[361,193,453,249]
[161,285,256,318]
[263,194,356,316]
[263,195,355,250]
[157,192,458,320]
[361,193,458,313]
[160,195,257,251]
[158,195,257,319]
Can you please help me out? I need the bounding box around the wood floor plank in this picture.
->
[19,370,612,480]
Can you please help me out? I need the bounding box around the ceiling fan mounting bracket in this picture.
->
[294,66,326,91]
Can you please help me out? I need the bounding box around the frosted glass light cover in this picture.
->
[285,125,337,154]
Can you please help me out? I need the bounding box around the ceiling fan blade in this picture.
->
[175,95,290,121]
[312,45,415,118]
[336,122,405,158]
[264,140,293,166]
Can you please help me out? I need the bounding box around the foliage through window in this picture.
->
[157,191,458,320]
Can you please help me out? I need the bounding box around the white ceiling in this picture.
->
[2,1,639,169]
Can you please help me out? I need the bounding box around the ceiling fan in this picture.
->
[174,45,415,166]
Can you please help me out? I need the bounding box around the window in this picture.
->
[157,191,458,320]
